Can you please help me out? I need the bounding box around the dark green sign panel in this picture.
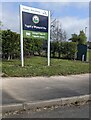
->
[22,12,48,40]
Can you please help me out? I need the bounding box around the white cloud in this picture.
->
[1,0,90,2]
[1,2,89,41]
[2,12,89,40]
[58,16,89,40]
[2,9,20,33]
[0,3,2,20]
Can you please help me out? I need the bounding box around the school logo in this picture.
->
[32,15,39,24]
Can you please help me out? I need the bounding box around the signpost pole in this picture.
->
[20,5,49,67]
[48,11,50,66]
[20,5,24,67]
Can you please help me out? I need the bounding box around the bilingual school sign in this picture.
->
[20,5,50,67]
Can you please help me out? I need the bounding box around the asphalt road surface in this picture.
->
[3,103,89,118]
[2,74,89,105]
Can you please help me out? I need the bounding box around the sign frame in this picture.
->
[20,5,50,67]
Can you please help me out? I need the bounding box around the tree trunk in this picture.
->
[58,51,61,58]
[8,54,10,60]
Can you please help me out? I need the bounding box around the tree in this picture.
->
[78,30,87,44]
[0,21,3,29]
[69,30,87,45]
[62,30,67,41]
[0,21,3,54]
[51,19,67,42]
[2,29,20,60]
[51,41,59,58]
[69,33,78,42]
[34,39,43,56]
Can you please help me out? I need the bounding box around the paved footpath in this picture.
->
[1,74,90,105]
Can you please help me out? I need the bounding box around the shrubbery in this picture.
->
[51,41,77,60]
[2,29,77,60]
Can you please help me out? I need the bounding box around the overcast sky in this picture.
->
[1,1,90,41]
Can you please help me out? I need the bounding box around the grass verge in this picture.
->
[2,56,89,77]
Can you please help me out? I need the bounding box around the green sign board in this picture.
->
[20,5,50,67]
[22,6,48,40]
[23,30,48,39]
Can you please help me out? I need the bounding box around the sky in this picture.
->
[1,1,90,41]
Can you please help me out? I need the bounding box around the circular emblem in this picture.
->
[32,15,39,24]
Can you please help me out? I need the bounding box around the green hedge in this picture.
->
[2,29,77,60]
[51,42,77,60]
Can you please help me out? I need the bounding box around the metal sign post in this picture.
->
[20,5,24,67]
[48,11,50,66]
[20,5,50,67]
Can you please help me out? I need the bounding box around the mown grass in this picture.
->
[2,56,89,77]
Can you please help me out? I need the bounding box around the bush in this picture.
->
[51,41,77,60]
[66,42,77,59]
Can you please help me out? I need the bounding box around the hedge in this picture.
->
[51,41,77,60]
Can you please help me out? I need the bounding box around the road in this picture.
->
[2,74,89,105]
[3,103,89,118]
